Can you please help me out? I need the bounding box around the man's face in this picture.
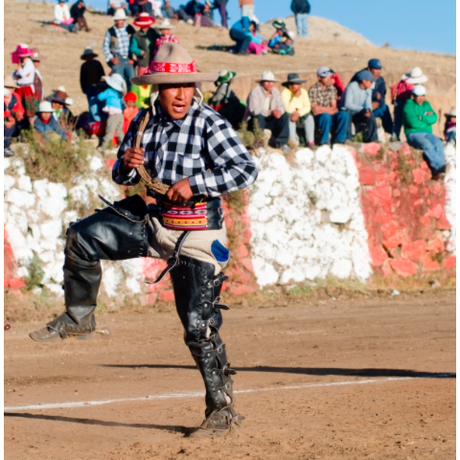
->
[115,19,125,28]
[40,112,52,121]
[414,95,425,104]
[159,83,195,119]
[261,81,274,92]
[161,28,170,35]
[52,101,63,110]
[288,83,301,93]
[369,67,382,79]
[361,79,373,89]
[319,76,332,86]
[126,100,135,107]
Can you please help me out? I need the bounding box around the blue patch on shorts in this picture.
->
[211,240,230,262]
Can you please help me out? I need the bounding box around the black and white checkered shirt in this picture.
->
[113,100,258,199]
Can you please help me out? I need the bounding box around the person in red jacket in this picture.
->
[122,91,139,133]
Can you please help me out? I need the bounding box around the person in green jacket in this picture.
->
[130,13,160,74]
[403,85,446,179]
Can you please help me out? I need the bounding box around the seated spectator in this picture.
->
[149,0,163,17]
[198,1,214,27]
[229,16,251,55]
[209,70,245,129]
[403,85,445,180]
[80,47,105,110]
[154,19,179,55]
[133,0,153,16]
[391,67,428,141]
[341,70,378,143]
[97,74,125,150]
[131,14,159,73]
[50,87,75,130]
[247,20,268,55]
[268,21,295,55]
[4,76,26,121]
[34,101,67,141]
[70,0,90,32]
[130,67,151,108]
[4,88,19,157]
[184,0,201,18]
[31,49,46,102]
[309,66,349,146]
[161,0,192,22]
[351,58,392,137]
[244,70,290,153]
[122,92,139,133]
[444,109,456,145]
[108,0,128,16]
[54,0,75,32]
[280,73,314,147]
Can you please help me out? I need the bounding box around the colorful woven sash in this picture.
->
[161,202,209,230]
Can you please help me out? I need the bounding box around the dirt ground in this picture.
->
[4,290,455,460]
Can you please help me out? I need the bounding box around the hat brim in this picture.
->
[282,79,306,87]
[131,72,218,85]
[80,53,98,59]
[405,75,428,84]
[51,97,68,105]
[133,20,155,27]
[256,79,279,83]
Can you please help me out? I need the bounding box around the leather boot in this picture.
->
[170,255,244,437]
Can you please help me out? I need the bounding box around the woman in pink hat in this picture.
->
[11,44,38,125]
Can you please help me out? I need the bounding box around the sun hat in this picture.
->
[272,19,285,30]
[113,8,127,20]
[51,89,69,104]
[37,101,55,113]
[405,67,428,84]
[215,69,236,84]
[356,70,376,83]
[80,47,98,60]
[124,92,138,102]
[156,18,175,29]
[256,70,278,83]
[11,43,34,58]
[103,73,126,92]
[282,73,306,87]
[286,30,295,41]
[131,42,217,85]
[4,87,11,97]
[31,49,47,62]
[133,12,155,28]
[444,108,456,117]
[368,58,382,69]
[4,76,19,89]
[317,66,334,78]
[412,85,426,96]
[65,97,74,106]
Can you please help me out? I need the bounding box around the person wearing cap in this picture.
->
[290,0,310,39]
[444,109,456,145]
[341,70,378,143]
[80,48,106,109]
[131,13,160,73]
[70,0,90,32]
[403,85,445,179]
[122,92,139,133]
[229,16,252,55]
[54,0,75,31]
[154,19,180,55]
[108,0,128,16]
[309,66,349,146]
[352,59,393,137]
[29,42,257,439]
[280,73,314,147]
[245,70,290,152]
[102,9,136,90]
[391,67,428,142]
[34,101,68,141]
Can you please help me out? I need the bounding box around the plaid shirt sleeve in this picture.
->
[102,30,113,61]
[187,109,258,197]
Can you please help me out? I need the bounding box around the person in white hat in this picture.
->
[29,43,257,439]
[244,70,290,153]
[390,67,428,141]
[443,108,456,144]
[154,18,180,55]
[402,85,446,180]
[34,100,68,140]
[102,9,136,90]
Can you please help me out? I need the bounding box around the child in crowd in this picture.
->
[154,19,179,55]
[97,73,125,150]
[247,20,268,55]
[444,109,456,145]
[34,100,68,141]
[123,92,139,134]
[268,22,295,55]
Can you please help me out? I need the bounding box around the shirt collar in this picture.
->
[154,99,200,127]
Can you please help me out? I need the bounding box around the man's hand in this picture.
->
[110,57,120,66]
[272,109,281,119]
[364,109,371,118]
[425,111,433,116]
[290,110,300,122]
[122,147,146,173]
[372,101,379,110]
[128,59,134,65]
[166,177,193,204]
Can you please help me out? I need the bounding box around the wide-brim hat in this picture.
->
[36,101,55,113]
[113,8,127,20]
[445,108,456,117]
[31,49,47,62]
[156,18,175,29]
[51,89,69,105]
[282,72,306,87]
[255,70,278,83]
[412,85,426,96]
[4,76,19,89]
[272,19,285,30]
[11,43,34,58]
[405,67,428,84]
[131,43,217,85]
[103,73,125,92]
[134,13,155,27]
[81,47,98,59]
[216,69,236,84]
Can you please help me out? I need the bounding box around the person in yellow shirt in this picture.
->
[280,73,315,147]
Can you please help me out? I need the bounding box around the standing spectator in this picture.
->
[108,0,128,16]
[80,47,106,109]
[122,92,139,133]
[309,66,348,146]
[244,70,290,153]
[154,19,180,55]
[290,0,310,39]
[54,0,75,32]
[341,70,378,143]
[280,73,314,147]
[403,85,445,180]
[102,9,136,90]
[444,109,456,145]
[239,0,254,20]
[11,44,37,126]
[214,0,229,28]
[97,73,125,150]
[70,0,90,32]
[351,58,393,136]
[391,66,428,141]
[31,49,46,102]
[34,101,68,141]
[131,13,159,73]
[229,16,251,55]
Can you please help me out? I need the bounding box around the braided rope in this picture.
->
[134,110,170,195]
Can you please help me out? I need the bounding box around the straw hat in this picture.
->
[4,76,19,89]
[80,47,98,60]
[444,108,456,117]
[133,12,155,28]
[103,73,125,92]
[4,87,11,97]
[37,101,55,113]
[156,18,175,29]
[131,43,217,86]
[31,49,47,62]
[112,8,127,20]
[255,70,278,83]
[405,67,428,84]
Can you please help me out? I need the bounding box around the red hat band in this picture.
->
[147,61,197,75]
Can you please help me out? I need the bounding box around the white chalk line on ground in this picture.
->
[4,373,455,412]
